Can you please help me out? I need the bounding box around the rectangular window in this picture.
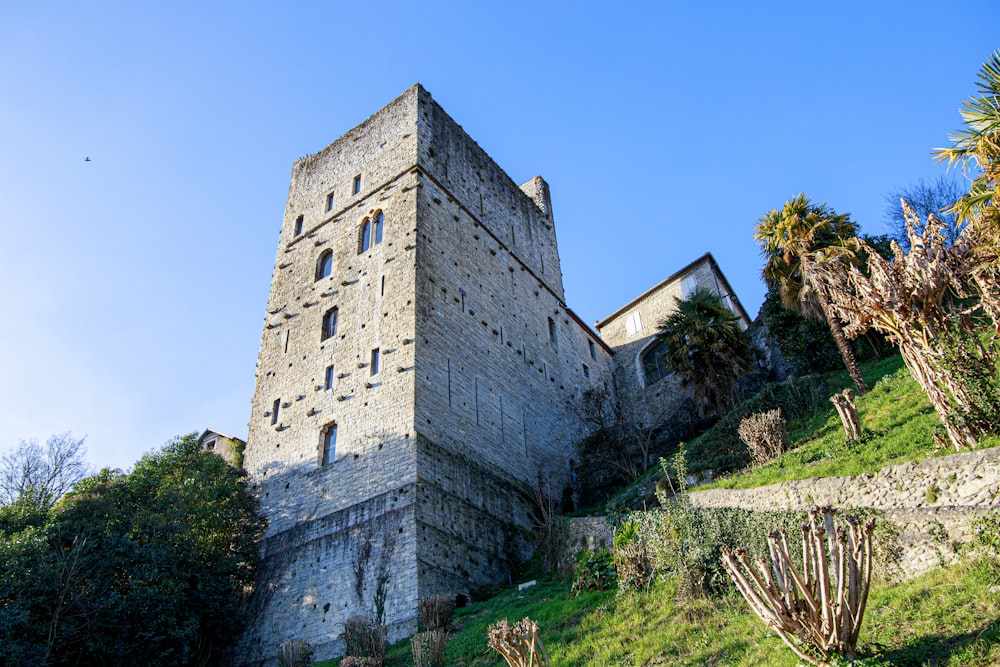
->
[370,348,380,375]
[325,365,335,390]
[271,399,280,425]
[588,339,597,360]
[326,192,335,212]
[682,275,698,298]
[321,424,337,465]
[548,317,557,346]
[294,215,303,236]
[625,311,643,337]
[583,364,590,379]
[353,175,361,194]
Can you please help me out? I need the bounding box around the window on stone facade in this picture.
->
[588,339,596,360]
[316,249,333,280]
[682,274,698,298]
[205,439,216,451]
[320,423,337,465]
[625,311,643,337]
[271,399,280,425]
[353,175,361,194]
[326,192,335,212]
[325,365,335,390]
[641,340,670,387]
[583,364,590,379]
[548,317,557,346]
[370,348,380,376]
[373,211,383,244]
[359,219,372,253]
[321,307,338,341]
[294,215,304,236]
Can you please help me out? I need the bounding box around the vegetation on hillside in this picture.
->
[0,434,265,667]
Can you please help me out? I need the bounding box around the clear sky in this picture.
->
[0,1,995,472]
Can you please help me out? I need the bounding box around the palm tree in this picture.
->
[935,49,1000,325]
[656,288,754,417]
[755,194,869,395]
[936,49,1000,238]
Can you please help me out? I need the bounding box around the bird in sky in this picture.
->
[85,157,91,162]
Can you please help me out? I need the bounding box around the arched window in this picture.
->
[641,339,670,387]
[321,306,338,341]
[373,211,384,244]
[315,249,333,280]
[359,219,372,253]
[320,422,337,465]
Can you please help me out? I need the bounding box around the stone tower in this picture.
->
[242,85,613,662]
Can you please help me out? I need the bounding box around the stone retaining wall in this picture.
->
[568,448,1000,581]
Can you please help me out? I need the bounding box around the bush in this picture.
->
[411,629,448,667]
[570,548,616,595]
[277,638,314,667]
[418,594,455,631]
[342,615,386,666]
[737,408,789,467]
[686,374,829,474]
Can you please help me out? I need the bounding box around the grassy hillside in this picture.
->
[327,551,1000,666]
[320,357,1000,665]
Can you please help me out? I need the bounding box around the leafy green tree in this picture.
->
[656,288,755,417]
[755,194,869,395]
[0,434,265,667]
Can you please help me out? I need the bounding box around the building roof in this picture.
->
[595,252,751,331]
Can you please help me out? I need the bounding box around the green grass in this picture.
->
[325,555,1000,666]
[706,361,1000,491]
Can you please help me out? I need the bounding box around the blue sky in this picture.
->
[0,1,995,471]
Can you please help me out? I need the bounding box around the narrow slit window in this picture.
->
[548,317,557,346]
[325,365,335,390]
[370,348,380,376]
[320,423,337,465]
[380,275,385,296]
[326,192,335,212]
[321,307,338,340]
[353,175,361,194]
[294,215,304,236]
[271,399,280,425]
[583,364,590,379]
[588,339,597,360]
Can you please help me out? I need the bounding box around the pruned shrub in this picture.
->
[721,508,875,665]
[340,658,380,667]
[277,638,314,667]
[411,629,448,667]
[487,617,550,667]
[418,594,455,631]
[613,540,654,593]
[570,548,616,595]
[737,408,788,467]
[341,615,386,666]
[686,374,828,474]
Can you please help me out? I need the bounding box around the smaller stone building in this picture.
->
[198,428,246,468]
[596,253,751,428]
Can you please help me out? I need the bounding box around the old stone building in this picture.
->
[240,84,747,662]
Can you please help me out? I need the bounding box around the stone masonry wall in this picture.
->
[688,447,1000,579]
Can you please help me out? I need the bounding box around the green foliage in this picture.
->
[761,286,843,374]
[655,288,754,417]
[685,373,831,474]
[0,433,265,667]
[570,548,616,595]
